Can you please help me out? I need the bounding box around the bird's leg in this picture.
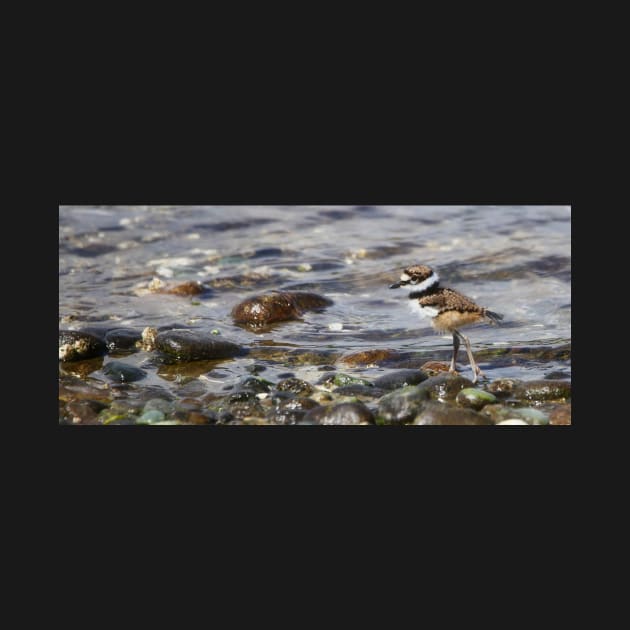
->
[449,332,460,373]
[455,330,485,384]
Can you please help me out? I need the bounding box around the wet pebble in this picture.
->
[155,329,243,361]
[267,397,320,425]
[143,398,175,414]
[228,401,266,419]
[455,388,497,411]
[374,369,428,391]
[236,376,274,394]
[65,399,108,424]
[376,385,430,425]
[513,380,571,403]
[412,402,493,426]
[301,402,374,425]
[231,291,332,326]
[59,330,107,362]
[227,390,260,404]
[275,377,314,397]
[317,372,372,390]
[417,373,475,402]
[104,328,143,351]
[486,378,522,397]
[162,281,209,296]
[102,361,147,383]
[137,409,166,424]
[98,402,139,425]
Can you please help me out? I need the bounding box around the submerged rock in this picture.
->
[162,281,209,296]
[59,330,107,362]
[231,291,332,326]
[102,361,147,383]
[301,402,374,425]
[419,361,451,376]
[236,376,274,394]
[374,369,428,391]
[412,402,493,426]
[155,329,243,362]
[337,349,402,367]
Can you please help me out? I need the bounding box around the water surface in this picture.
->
[59,205,571,394]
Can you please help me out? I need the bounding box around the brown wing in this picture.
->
[419,288,482,313]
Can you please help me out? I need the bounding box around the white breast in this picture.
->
[408,299,439,319]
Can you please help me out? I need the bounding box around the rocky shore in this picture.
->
[59,288,571,426]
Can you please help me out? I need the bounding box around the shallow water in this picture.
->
[59,205,571,397]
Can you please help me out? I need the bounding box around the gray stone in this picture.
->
[155,329,243,361]
[373,369,428,391]
[376,385,430,425]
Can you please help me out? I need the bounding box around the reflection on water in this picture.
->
[59,205,571,387]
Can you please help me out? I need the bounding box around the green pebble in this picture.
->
[333,373,372,387]
[456,388,497,410]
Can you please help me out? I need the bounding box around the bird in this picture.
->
[389,264,503,383]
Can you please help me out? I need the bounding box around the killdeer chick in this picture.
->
[390,264,503,383]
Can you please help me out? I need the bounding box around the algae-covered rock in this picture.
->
[455,388,497,410]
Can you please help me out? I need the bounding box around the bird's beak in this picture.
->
[389,282,401,289]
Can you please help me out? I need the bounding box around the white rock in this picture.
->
[496,419,529,426]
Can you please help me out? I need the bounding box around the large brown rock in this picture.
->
[231,291,332,326]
